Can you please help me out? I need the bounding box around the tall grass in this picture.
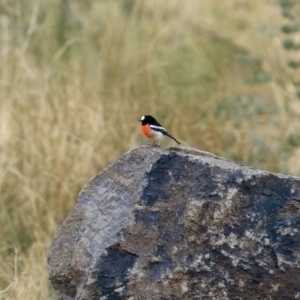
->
[0,0,300,299]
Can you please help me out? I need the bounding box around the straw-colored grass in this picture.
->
[0,0,300,299]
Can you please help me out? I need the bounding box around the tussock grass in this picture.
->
[0,0,300,298]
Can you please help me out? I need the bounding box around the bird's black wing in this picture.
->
[149,124,181,145]
[149,124,167,134]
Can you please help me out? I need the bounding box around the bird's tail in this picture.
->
[165,132,181,145]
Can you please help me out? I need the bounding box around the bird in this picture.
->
[138,115,181,146]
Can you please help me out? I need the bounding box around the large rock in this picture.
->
[48,146,300,300]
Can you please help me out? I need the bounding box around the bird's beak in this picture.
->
[138,119,142,122]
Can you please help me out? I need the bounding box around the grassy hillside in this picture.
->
[0,0,299,298]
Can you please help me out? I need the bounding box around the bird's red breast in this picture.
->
[141,124,155,138]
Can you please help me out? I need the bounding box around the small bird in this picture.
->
[138,115,181,146]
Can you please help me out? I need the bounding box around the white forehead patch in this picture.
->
[141,116,145,121]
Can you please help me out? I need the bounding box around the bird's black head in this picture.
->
[138,115,157,126]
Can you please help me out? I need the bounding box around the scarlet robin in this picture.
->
[138,115,181,146]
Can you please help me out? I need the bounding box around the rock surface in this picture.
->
[48,146,300,300]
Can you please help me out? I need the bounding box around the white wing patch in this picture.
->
[149,124,167,134]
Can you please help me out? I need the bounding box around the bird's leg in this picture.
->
[152,140,160,147]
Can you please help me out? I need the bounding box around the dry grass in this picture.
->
[0,0,300,299]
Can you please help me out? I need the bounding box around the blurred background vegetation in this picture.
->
[0,0,300,298]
